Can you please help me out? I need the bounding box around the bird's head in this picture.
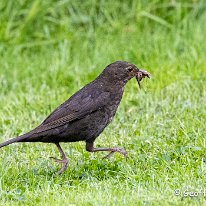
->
[101,61,150,88]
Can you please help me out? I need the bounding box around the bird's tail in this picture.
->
[0,132,32,149]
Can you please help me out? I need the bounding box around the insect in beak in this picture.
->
[136,69,150,88]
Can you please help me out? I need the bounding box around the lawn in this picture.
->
[0,0,206,205]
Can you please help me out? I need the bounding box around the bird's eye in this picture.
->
[127,67,133,72]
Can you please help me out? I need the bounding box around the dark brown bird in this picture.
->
[0,61,150,174]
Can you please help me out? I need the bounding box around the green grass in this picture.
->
[0,0,206,205]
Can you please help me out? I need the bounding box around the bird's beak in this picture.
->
[135,69,150,88]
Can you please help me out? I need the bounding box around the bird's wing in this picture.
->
[33,90,110,134]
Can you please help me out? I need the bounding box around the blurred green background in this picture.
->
[0,0,206,205]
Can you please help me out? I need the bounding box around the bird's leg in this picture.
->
[86,142,128,159]
[50,143,68,174]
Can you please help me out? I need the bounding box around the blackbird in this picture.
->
[0,61,150,174]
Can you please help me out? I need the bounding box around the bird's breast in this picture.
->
[104,91,123,121]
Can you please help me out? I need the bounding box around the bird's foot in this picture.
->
[103,148,128,159]
[50,156,69,175]
[86,143,128,160]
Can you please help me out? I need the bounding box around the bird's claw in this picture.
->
[50,156,69,174]
[103,148,128,159]
[50,157,62,162]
